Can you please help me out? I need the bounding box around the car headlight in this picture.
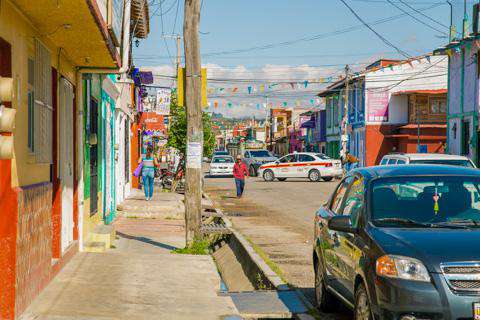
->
[376,255,430,282]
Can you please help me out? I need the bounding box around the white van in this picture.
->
[380,153,476,168]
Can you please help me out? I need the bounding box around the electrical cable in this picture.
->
[397,0,450,29]
[385,0,447,35]
[338,0,411,58]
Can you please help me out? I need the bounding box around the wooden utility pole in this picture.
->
[183,0,202,245]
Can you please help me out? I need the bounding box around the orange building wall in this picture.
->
[0,34,17,320]
[365,125,396,166]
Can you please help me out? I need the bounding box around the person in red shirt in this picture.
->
[233,155,249,198]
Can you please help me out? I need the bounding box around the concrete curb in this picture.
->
[203,192,315,314]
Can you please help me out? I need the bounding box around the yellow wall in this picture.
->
[82,193,103,245]
[0,1,77,188]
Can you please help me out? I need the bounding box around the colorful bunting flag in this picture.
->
[248,86,252,94]
[304,80,309,88]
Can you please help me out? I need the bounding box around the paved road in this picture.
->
[205,173,351,319]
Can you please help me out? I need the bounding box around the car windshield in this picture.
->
[371,176,480,228]
[315,153,331,160]
[249,150,272,157]
[212,157,233,163]
[214,151,229,156]
[410,159,473,167]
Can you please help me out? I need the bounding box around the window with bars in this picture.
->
[28,58,35,153]
[326,97,332,128]
[408,94,447,124]
[333,95,340,126]
[33,39,53,164]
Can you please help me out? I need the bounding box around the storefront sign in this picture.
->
[367,89,389,122]
[140,112,165,131]
[155,88,171,115]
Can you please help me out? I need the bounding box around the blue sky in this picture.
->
[133,0,474,118]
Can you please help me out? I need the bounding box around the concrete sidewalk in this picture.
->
[20,190,239,320]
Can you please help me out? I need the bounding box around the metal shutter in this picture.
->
[34,39,52,164]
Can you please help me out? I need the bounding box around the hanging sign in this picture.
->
[367,89,389,122]
[155,88,171,115]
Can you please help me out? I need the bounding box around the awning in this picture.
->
[392,89,447,95]
[301,120,315,128]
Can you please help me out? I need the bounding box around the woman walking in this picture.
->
[233,155,249,198]
[138,146,158,201]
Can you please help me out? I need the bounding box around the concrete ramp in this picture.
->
[228,291,308,319]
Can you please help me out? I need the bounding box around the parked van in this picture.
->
[380,153,476,168]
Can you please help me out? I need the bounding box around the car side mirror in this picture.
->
[328,215,357,233]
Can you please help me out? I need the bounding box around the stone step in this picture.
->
[90,224,116,249]
[84,241,106,253]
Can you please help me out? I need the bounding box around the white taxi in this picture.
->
[258,152,342,182]
[209,155,235,176]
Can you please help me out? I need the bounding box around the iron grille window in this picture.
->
[27,58,35,153]
[33,39,52,164]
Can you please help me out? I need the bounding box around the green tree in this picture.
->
[167,94,215,156]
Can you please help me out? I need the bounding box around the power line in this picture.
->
[177,2,444,58]
[385,0,447,35]
[338,0,411,58]
[172,0,181,34]
[398,0,450,29]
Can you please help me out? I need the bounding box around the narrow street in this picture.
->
[205,175,351,319]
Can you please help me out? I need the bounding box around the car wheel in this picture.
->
[308,169,320,182]
[354,283,373,320]
[322,177,333,182]
[277,178,287,181]
[263,169,275,182]
[315,259,336,312]
[249,165,257,177]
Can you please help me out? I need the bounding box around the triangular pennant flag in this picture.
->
[233,87,238,93]
[290,83,295,89]
[283,101,288,107]
[256,104,260,110]
[310,99,314,105]
[214,101,218,108]
[247,86,252,94]
[304,80,309,88]
[228,102,233,108]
